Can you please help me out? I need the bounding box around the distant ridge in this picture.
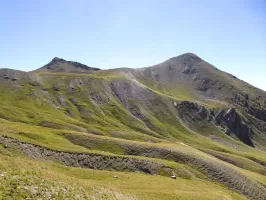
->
[35,57,100,73]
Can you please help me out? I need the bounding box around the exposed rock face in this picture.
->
[233,93,266,122]
[215,108,254,147]
[196,77,215,92]
[176,101,254,147]
[177,101,214,122]
[247,106,266,122]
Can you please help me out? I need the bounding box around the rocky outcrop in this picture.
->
[195,77,215,92]
[176,101,254,147]
[215,108,254,147]
[176,101,214,122]
[233,93,266,123]
[247,106,266,122]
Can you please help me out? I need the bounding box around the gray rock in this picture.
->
[171,175,176,179]
[215,108,254,147]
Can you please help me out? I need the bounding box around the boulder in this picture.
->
[171,175,176,179]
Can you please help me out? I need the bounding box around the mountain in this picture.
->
[0,53,266,200]
[35,57,100,73]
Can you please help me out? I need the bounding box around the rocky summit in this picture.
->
[0,53,266,200]
[35,57,100,73]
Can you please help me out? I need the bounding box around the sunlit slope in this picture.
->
[0,143,249,200]
[0,54,266,199]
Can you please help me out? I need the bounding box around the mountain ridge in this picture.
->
[0,52,261,90]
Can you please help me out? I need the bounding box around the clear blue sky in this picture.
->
[1,0,265,90]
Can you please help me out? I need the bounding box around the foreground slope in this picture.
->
[0,54,266,199]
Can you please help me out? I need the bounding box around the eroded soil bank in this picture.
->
[1,135,266,200]
[0,135,174,176]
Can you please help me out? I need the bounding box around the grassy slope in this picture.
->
[0,70,265,199]
[0,141,247,200]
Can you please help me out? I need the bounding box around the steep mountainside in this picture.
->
[132,53,266,148]
[0,53,266,200]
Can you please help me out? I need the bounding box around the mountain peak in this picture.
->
[171,53,203,63]
[35,58,100,73]
[51,57,66,63]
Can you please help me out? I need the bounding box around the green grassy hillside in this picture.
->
[0,54,266,199]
